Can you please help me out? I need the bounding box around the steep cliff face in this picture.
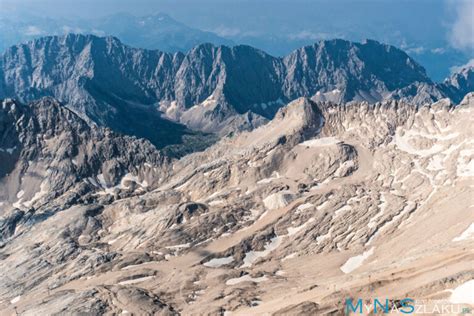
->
[0,35,214,149]
[0,97,171,214]
[1,34,463,139]
[282,39,432,102]
[439,66,474,104]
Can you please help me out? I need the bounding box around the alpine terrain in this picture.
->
[1,34,471,140]
[0,33,473,315]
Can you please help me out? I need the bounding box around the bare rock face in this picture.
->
[0,35,213,150]
[1,96,472,315]
[0,97,170,218]
[439,66,474,104]
[0,34,462,141]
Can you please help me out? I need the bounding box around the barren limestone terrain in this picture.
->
[0,94,473,315]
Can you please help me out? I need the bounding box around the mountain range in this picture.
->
[1,34,472,148]
[0,13,233,54]
[1,11,472,82]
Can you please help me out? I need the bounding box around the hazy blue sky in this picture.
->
[1,0,471,47]
[1,0,472,79]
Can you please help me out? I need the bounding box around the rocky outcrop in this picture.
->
[439,66,474,104]
[0,97,171,214]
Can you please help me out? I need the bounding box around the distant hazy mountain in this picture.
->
[0,34,470,140]
[0,13,233,53]
[0,15,63,51]
[92,13,234,52]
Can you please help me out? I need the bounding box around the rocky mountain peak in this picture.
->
[273,97,323,130]
[0,34,471,143]
[439,66,474,103]
[283,38,432,102]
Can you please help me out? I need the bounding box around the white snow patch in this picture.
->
[23,180,49,208]
[10,296,21,304]
[226,275,268,285]
[208,190,224,199]
[334,205,351,217]
[394,130,444,157]
[85,177,100,187]
[452,223,474,242]
[107,236,121,245]
[118,276,154,285]
[263,191,294,210]
[389,201,416,227]
[247,160,260,167]
[368,194,387,228]
[317,200,331,210]
[299,137,341,147]
[287,218,315,236]
[316,231,331,244]
[121,173,148,188]
[242,208,261,222]
[0,146,17,154]
[165,243,190,250]
[203,256,234,268]
[97,174,107,188]
[282,252,298,262]
[334,160,355,177]
[258,210,269,219]
[241,236,283,268]
[427,155,444,171]
[340,247,375,274]
[165,101,178,116]
[296,203,314,212]
[367,202,416,245]
[201,93,218,107]
[12,199,24,209]
[121,262,155,270]
[449,280,474,304]
[97,173,148,195]
[257,172,281,184]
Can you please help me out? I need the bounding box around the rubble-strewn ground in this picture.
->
[0,95,473,315]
